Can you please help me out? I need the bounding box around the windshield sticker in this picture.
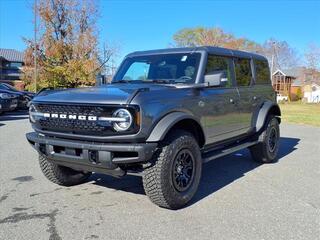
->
[181,55,188,62]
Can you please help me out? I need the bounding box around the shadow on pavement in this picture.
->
[190,136,300,206]
[86,136,301,207]
[0,110,29,123]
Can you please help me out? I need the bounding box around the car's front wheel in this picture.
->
[39,154,91,186]
[250,115,280,163]
[142,130,202,209]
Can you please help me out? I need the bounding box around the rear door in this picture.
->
[252,59,275,105]
[202,55,243,144]
[233,57,255,134]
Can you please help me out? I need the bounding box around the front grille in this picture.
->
[34,104,138,136]
[39,117,106,133]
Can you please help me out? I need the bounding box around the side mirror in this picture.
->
[204,71,228,87]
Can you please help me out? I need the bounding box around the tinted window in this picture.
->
[114,53,201,84]
[234,58,252,86]
[205,55,233,87]
[255,60,270,84]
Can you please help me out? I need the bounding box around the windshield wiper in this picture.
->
[149,79,176,84]
[113,79,176,84]
[113,80,131,83]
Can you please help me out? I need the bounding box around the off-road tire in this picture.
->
[143,130,202,209]
[250,115,280,163]
[39,154,91,186]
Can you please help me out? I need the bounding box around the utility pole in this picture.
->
[270,41,276,76]
[34,0,37,92]
[270,41,276,86]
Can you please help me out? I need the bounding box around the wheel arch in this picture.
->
[255,101,281,132]
[146,112,206,148]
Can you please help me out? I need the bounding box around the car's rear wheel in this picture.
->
[39,154,91,186]
[142,130,202,209]
[250,115,280,163]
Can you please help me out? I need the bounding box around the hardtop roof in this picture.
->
[126,46,267,61]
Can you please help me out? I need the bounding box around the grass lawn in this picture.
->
[279,102,320,127]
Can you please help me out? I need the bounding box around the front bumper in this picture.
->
[18,99,29,109]
[26,132,158,177]
[0,99,17,111]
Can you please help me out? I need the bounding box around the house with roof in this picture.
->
[272,67,320,102]
[303,83,320,103]
[0,48,25,89]
[272,69,296,96]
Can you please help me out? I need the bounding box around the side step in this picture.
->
[202,141,259,163]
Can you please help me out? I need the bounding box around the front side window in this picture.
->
[255,60,270,84]
[234,58,252,86]
[205,55,233,87]
[114,53,201,84]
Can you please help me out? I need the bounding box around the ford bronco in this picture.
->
[26,46,281,209]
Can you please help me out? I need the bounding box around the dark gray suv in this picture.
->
[26,46,281,209]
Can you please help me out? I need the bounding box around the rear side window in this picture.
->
[255,60,270,84]
[205,55,233,87]
[234,58,252,86]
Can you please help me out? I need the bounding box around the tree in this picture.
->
[305,43,320,71]
[303,43,320,84]
[262,38,299,73]
[296,87,303,100]
[22,0,115,91]
[172,27,302,75]
[172,27,263,53]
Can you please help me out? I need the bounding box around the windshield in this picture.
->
[113,53,201,84]
[0,83,17,91]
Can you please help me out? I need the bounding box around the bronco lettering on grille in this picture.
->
[44,113,98,121]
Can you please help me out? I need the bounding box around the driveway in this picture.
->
[0,111,319,240]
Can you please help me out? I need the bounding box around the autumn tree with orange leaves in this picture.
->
[23,0,114,91]
[172,27,263,53]
[172,27,300,71]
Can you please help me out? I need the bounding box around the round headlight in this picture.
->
[112,109,132,132]
[29,104,37,123]
[0,93,11,99]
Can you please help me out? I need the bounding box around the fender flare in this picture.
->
[146,112,205,143]
[255,101,281,132]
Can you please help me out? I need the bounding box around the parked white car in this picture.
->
[277,94,288,102]
[304,84,320,103]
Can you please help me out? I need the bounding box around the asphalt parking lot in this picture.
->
[0,111,319,240]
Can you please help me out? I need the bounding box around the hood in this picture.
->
[32,83,174,105]
[22,91,35,96]
[0,89,23,97]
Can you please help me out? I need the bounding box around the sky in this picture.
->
[0,0,319,63]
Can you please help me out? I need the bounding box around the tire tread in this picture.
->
[39,154,91,186]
